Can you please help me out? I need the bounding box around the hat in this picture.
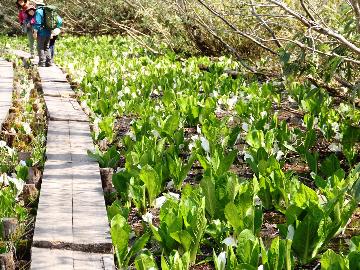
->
[25,5,36,13]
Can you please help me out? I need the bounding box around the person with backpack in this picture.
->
[16,0,35,58]
[32,0,62,67]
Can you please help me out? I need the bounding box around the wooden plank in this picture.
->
[31,248,115,270]
[44,96,89,122]
[0,60,13,126]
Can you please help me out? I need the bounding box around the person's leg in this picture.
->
[27,30,35,57]
[44,36,52,66]
[37,36,45,67]
[49,38,55,60]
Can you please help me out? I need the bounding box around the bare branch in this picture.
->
[269,0,360,55]
[197,0,279,55]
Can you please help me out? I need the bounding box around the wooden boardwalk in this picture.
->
[0,59,13,126]
[10,51,115,269]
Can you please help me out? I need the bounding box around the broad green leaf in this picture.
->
[246,130,264,149]
[164,114,180,136]
[110,214,131,266]
[236,229,260,266]
[170,230,192,252]
[200,175,217,218]
[225,202,242,232]
[320,154,340,178]
[139,165,162,207]
[348,251,360,270]
[320,249,348,270]
[217,150,237,175]
[135,253,158,270]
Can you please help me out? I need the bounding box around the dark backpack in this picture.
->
[43,5,58,30]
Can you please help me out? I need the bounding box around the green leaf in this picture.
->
[236,229,260,266]
[305,151,319,173]
[126,232,151,264]
[139,164,162,207]
[170,230,192,252]
[320,249,348,270]
[225,202,242,233]
[200,176,217,218]
[217,150,237,175]
[246,130,264,149]
[350,236,360,252]
[320,154,340,178]
[164,114,180,136]
[348,251,360,270]
[304,129,316,150]
[135,253,158,270]
[291,214,322,263]
[110,214,131,267]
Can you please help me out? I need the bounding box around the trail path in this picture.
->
[0,59,14,127]
[11,51,115,270]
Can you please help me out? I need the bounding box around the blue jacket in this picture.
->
[34,6,63,37]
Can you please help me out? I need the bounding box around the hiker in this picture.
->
[25,5,36,31]
[49,20,63,60]
[32,0,62,67]
[16,0,35,58]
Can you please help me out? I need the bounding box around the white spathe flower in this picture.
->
[131,92,137,99]
[275,150,284,160]
[260,111,267,118]
[242,123,249,132]
[191,135,199,142]
[3,174,24,198]
[116,167,125,173]
[222,236,237,247]
[0,140,6,147]
[200,136,210,153]
[22,122,32,135]
[151,130,160,138]
[124,87,131,94]
[227,95,238,109]
[119,100,125,107]
[218,252,227,268]
[189,142,196,151]
[334,132,342,140]
[19,160,27,166]
[142,212,153,224]
[287,225,295,240]
[167,180,174,189]
[328,143,342,152]
[287,96,296,103]
[197,125,202,134]
[254,196,262,206]
[258,265,264,270]
[244,152,254,162]
[0,173,9,186]
[155,196,167,208]
[126,131,136,141]
[168,192,180,200]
